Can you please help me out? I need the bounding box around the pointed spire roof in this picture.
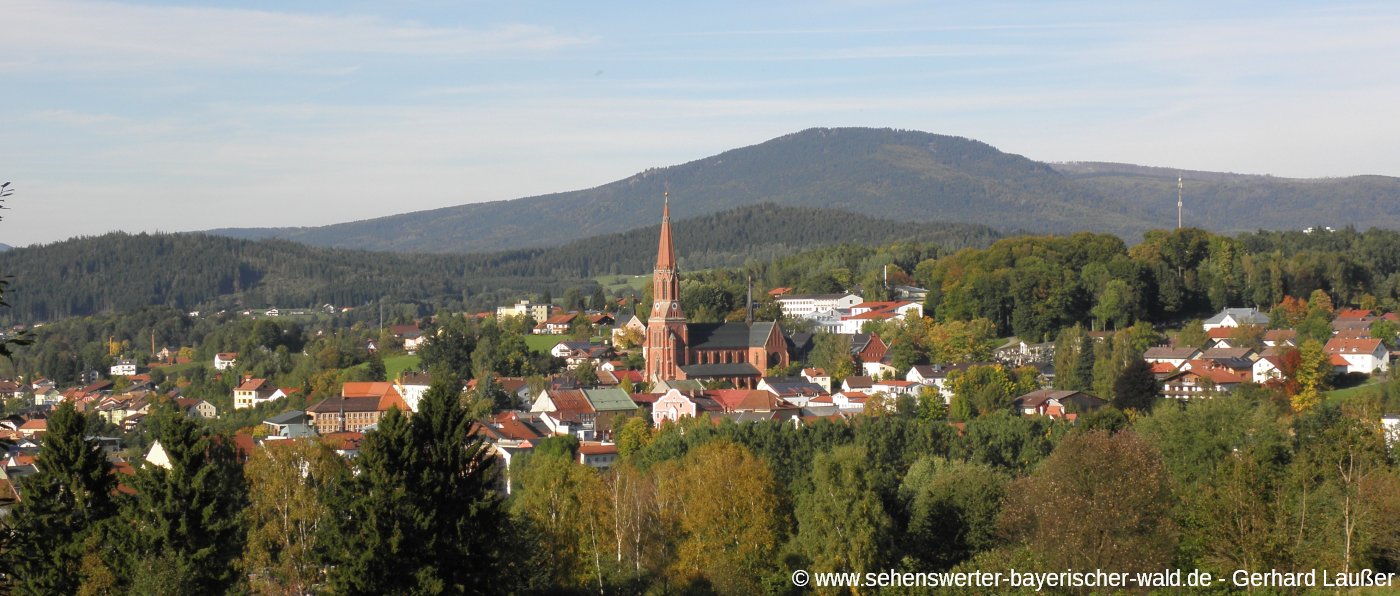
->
[655,192,676,270]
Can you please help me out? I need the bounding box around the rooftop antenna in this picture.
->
[1177,176,1183,229]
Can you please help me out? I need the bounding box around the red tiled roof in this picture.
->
[1325,337,1383,354]
[236,378,268,391]
[1330,354,1351,366]
[1207,327,1234,339]
[578,442,619,456]
[1149,362,1179,375]
[1337,309,1374,320]
[321,431,364,451]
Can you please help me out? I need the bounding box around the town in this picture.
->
[3,198,1400,592]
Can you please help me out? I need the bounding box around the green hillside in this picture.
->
[0,204,997,323]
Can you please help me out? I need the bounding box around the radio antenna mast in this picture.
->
[1177,176,1183,229]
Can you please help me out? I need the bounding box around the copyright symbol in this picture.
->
[792,569,809,587]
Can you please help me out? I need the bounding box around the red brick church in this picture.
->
[644,195,788,389]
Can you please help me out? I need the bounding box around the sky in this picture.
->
[4,1,1400,247]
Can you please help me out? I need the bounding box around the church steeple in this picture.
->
[646,192,687,382]
[656,191,676,271]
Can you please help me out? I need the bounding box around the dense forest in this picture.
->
[211,127,1400,252]
[917,226,1400,340]
[0,204,1000,324]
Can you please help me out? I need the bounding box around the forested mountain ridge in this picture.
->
[0,204,998,323]
[209,127,1400,252]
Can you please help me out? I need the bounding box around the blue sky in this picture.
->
[4,1,1400,246]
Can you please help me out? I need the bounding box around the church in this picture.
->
[644,195,789,389]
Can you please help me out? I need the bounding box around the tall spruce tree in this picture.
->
[329,378,509,593]
[2,402,115,595]
[1113,358,1161,413]
[114,405,247,592]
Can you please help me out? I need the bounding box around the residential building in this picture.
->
[109,359,138,377]
[262,410,315,440]
[1013,389,1107,419]
[1324,337,1391,374]
[213,352,238,370]
[233,377,285,410]
[775,293,863,318]
[497,299,552,322]
[1202,307,1270,331]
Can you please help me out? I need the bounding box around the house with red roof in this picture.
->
[1325,337,1390,374]
[233,377,286,410]
[1012,389,1107,419]
[1161,364,1249,399]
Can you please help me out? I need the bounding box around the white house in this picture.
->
[1143,347,1201,369]
[233,378,287,410]
[652,389,698,427]
[1325,338,1391,374]
[213,352,238,370]
[1202,307,1270,331]
[801,367,832,393]
[1252,356,1286,384]
[871,379,919,397]
[109,359,138,377]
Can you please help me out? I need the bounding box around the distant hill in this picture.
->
[209,127,1400,252]
[0,243,10,252]
[0,204,997,323]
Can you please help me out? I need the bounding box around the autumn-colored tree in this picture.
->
[1272,296,1309,328]
[1291,339,1330,412]
[660,441,780,593]
[1000,430,1176,573]
[1307,289,1336,319]
[512,451,612,590]
[241,439,347,595]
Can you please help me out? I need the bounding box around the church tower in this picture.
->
[645,193,688,382]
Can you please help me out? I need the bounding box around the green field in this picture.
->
[1324,377,1387,406]
[525,335,564,354]
[595,274,649,295]
[384,354,421,378]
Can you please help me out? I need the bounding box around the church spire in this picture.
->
[656,191,676,271]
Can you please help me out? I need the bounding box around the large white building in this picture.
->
[775,293,863,318]
[496,299,552,322]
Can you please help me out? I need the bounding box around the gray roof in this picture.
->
[679,363,763,377]
[1205,308,1269,325]
[1200,347,1256,360]
[264,410,309,425]
[1144,346,1199,359]
[581,388,638,412]
[688,322,777,350]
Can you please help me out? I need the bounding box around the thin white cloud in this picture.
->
[1,0,594,73]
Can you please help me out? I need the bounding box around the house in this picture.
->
[611,315,647,346]
[851,333,889,376]
[1161,365,1248,399]
[831,391,871,412]
[1263,329,1297,348]
[892,285,929,301]
[110,359,138,377]
[233,377,285,410]
[214,352,239,370]
[471,411,549,493]
[305,382,411,434]
[1012,389,1107,419]
[841,376,874,393]
[1143,346,1202,369]
[706,388,790,414]
[578,442,620,469]
[145,440,173,469]
[262,410,316,440]
[757,377,827,406]
[175,398,218,420]
[581,388,639,438]
[838,301,923,334]
[1253,356,1286,384]
[393,371,434,412]
[320,431,364,458]
[552,340,592,359]
[531,389,599,439]
[1202,308,1270,331]
[537,313,579,335]
[17,418,46,440]
[871,379,920,397]
[1324,337,1391,374]
[800,368,832,393]
[651,389,722,427]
